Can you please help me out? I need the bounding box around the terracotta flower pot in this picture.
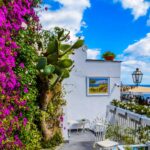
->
[104,56,114,61]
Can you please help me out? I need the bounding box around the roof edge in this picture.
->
[86,59,122,63]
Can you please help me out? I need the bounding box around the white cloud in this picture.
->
[87,49,101,59]
[119,33,150,84]
[124,33,150,57]
[114,0,150,19]
[38,0,90,41]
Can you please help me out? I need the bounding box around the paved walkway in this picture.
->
[59,131,95,150]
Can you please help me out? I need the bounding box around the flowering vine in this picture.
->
[0,0,41,149]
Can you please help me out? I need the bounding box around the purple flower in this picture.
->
[19,63,25,69]
[14,116,18,122]
[0,0,40,148]
[7,81,15,90]
[0,135,5,144]
[20,100,27,106]
[3,108,10,116]
[23,118,28,126]
[14,135,23,147]
[19,112,23,117]
[23,87,28,93]
[59,116,64,122]
[0,37,5,48]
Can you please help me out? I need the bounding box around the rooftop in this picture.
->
[86,59,122,63]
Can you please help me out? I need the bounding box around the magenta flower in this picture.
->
[14,135,23,147]
[59,116,64,122]
[3,108,10,116]
[23,87,28,93]
[0,0,40,148]
[19,62,25,69]
[19,112,23,117]
[23,118,28,126]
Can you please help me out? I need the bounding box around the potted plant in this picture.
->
[102,51,116,61]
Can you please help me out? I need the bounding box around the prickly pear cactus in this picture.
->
[37,27,84,142]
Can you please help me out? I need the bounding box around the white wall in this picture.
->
[62,49,121,140]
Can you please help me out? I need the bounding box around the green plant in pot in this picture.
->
[102,51,116,61]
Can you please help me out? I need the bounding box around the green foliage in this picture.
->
[102,51,116,58]
[41,131,63,149]
[0,0,3,6]
[20,123,42,150]
[58,59,74,68]
[61,69,70,78]
[111,100,150,143]
[15,29,41,148]
[106,124,135,144]
[71,39,84,49]
[47,39,59,54]
[43,65,55,75]
[36,27,84,148]
[47,53,58,64]
[124,146,132,150]
[111,99,150,117]
[105,124,122,141]
[37,27,84,89]
[37,57,47,70]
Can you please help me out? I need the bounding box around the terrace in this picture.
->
[59,99,150,150]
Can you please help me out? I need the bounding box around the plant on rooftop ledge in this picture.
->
[111,99,150,117]
[102,51,116,61]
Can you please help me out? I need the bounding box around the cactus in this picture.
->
[37,27,84,142]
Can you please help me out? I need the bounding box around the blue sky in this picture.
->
[39,0,150,85]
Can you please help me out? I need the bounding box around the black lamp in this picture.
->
[132,68,143,86]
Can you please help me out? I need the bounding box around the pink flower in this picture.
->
[23,118,28,126]
[3,108,10,116]
[23,87,28,93]
[19,63,25,69]
[59,116,64,122]
[19,112,23,117]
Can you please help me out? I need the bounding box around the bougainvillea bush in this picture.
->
[0,0,41,149]
[0,0,84,149]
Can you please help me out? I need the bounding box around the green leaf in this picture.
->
[47,39,59,54]
[60,44,71,51]
[50,74,59,85]
[58,29,64,40]
[47,53,58,64]
[43,65,55,76]
[62,69,70,78]
[58,59,73,68]
[71,39,84,49]
[37,57,47,70]
[60,31,70,41]
[0,0,3,6]
[37,41,43,49]
[54,66,62,76]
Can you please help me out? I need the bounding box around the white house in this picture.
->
[62,48,121,140]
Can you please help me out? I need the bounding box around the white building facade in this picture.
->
[62,49,121,140]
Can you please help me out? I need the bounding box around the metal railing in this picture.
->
[106,105,150,144]
[106,105,150,127]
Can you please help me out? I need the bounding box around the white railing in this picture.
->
[106,105,150,128]
[106,105,150,143]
